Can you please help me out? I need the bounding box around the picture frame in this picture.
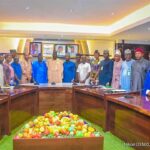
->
[43,43,54,57]
[67,44,79,57]
[30,42,42,56]
[54,44,66,57]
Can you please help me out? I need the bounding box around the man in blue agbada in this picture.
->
[63,53,76,83]
[120,49,135,91]
[98,50,113,86]
[32,54,48,84]
[11,56,22,85]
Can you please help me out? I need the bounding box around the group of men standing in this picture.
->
[0,47,150,96]
[94,48,149,95]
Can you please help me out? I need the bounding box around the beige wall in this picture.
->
[87,40,115,58]
[0,37,20,52]
[0,38,115,58]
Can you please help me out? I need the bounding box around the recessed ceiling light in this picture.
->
[25,6,30,10]
[111,12,115,16]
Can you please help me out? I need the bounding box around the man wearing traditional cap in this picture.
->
[10,50,17,64]
[74,53,81,82]
[0,54,5,86]
[4,54,14,84]
[90,50,101,81]
[20,53,32,83]
[11,56,23,85]
[96,50,113,86]
[77,55,91,85]
[47,51,63,83]
[0,54,13,86]
[112,50,123,89]
[32,53,48,84]
[120,49,135,91]
[131,48,150,92]
[63,53,76,83]
[75,53,81,69]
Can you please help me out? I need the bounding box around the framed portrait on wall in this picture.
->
[30,42,42,56]
[54,44,66,57]
[43,43,54,57]
[67,44,79,57]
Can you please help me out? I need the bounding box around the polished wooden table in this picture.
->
[21,83,84,115]
[0,95,10,139]
[106,93,150,150]
[0,86,39,131]
[73,87,107,129]
[73,87,127,130]
[0,83,149,150]
[13,84,104,150]
[38,83,73,115]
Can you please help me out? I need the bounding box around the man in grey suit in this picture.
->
[131,48,150,92]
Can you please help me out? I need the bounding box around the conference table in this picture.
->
[0,83,149,150]
[106,93,150,150]
[0,95,9,139]
[21,83,85,114]
[12,83,104,150]
[38,83,74,114]
[72,87,128,130]
[0,86,39,131]
[0,83,84,135]
[73,87,150,150]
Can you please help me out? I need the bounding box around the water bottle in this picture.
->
[10,79,15,86]
[9,79,14,92]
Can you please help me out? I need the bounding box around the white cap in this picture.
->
[124,49,131,54]
[115,49,121,56]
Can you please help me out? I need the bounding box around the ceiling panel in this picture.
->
[0,0,149,25]
[112,21,150,41]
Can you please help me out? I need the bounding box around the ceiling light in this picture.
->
[25,6,30,10]
[111,12,115,16]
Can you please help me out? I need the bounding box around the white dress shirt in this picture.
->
[77,62,91,85]
[0,64,4,86]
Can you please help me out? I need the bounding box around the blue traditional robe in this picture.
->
[32,61,48,84]
[11,62,22,85]
[120,59,134,91]
[143,70,150,96]
[63,61,76,83]
[99,59,113,86]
